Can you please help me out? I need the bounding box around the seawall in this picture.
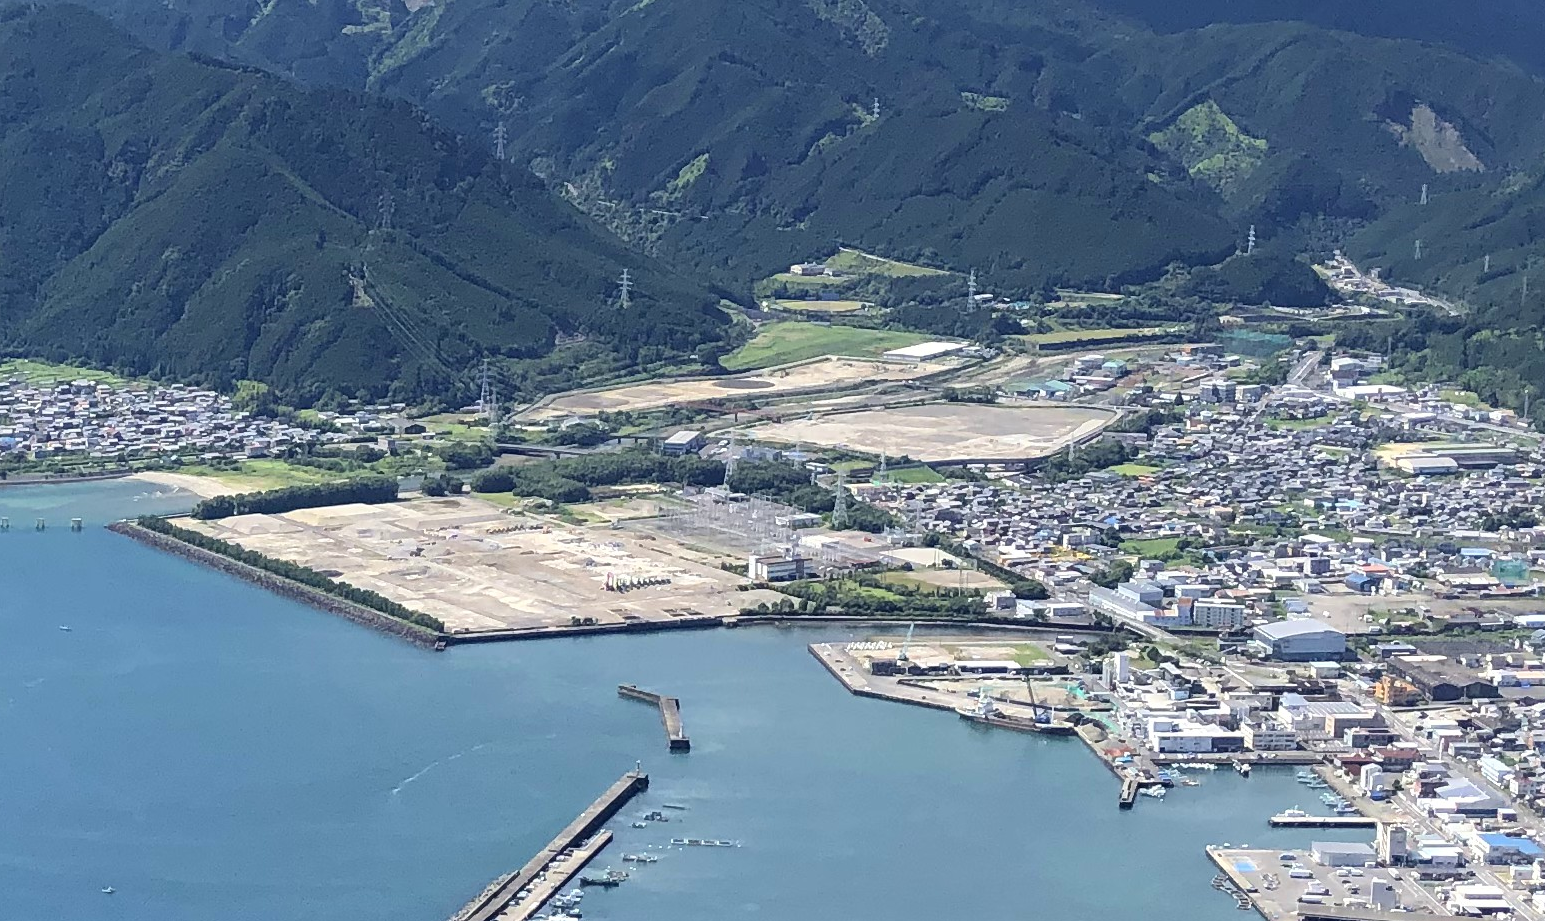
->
[108,520,444,649]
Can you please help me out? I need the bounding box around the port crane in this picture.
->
[1023,674,1054,726]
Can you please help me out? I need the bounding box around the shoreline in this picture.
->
[127,470,241,499]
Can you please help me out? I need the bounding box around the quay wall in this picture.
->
[108,520,442,649]
[618,685,690,751]
[449,771,649,921]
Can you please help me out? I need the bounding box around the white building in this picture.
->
[1243,722,1297,751]
[1251,620,1346,661]
[1147,717,1244,753]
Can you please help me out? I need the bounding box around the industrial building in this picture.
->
[1311,841,1377,867]
[661,430,706,456]
[747,553,812,582]
[1250,620,1346,661]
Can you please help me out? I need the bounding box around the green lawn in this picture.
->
[1108,463,1161,477]
[1119,537,1182,557]
[825,247,950,277]
[720,322,940,371]
[0,358,135,388]
[885,465,945,484]
[775,299,871,313]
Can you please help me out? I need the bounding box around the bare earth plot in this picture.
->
[183,497,748,635]
[522,357,945,421]
[736,403,1116,462]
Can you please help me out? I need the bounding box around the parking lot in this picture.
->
[1209,848,1445,920]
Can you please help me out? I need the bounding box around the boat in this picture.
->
[670,837,740,847]
[1140,786,1166,799]
[579,869,629,888]
[630,821,648,828]
[1235,762,1252,777]
[1180,778,1201,787]
[101,887,114,895]
[1277,807,1309,819]
[642,810,668,822]
[1295,770,1316,783]
[59,625,72,632]
[662,803,689,810]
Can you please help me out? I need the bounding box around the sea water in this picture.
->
[0,481,1365,921]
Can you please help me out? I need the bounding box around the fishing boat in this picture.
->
[59,625,72,632]
[579,869,629,888]
[1277,807,1309,819]
[1140,786,1166,800]
[101,887,114,895]
[1180,777,1201,786]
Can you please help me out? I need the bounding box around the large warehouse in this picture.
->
[1251,620,1347,662]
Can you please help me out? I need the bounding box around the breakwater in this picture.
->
[108,520,443,649]
[618,685,690,752]
[448,770,649,921]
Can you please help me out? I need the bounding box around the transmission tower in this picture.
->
[616,269,632,311]
[1414,240,1423,261]
[477,357,492,419]
[376,190,395,231]
[723,436,739,487]
[965,268,977,313]
[1485,254,1492,274]
[832,469,849,529]
[1420,183,1429,206]
[493,121,508,161]
[1246,224,1256,255]
[876,448,888,484]
[872,97,881,120]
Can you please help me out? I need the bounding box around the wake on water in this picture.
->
[390,742,488,796]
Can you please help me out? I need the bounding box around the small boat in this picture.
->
[1180,778,1201,786]
[1140,786,1165,799]
[1277,807,1309,818]
[631,821,648,828]
[662,803,689,810]
[59,626,72,632]
[101,887,115,895]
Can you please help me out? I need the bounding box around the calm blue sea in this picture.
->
[0,480,1365,921]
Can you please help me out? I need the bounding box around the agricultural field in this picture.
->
[884,465,946,484]
[1017,326,1177,346]
[720,322,938,371]
[774,299,872,314]
[1119,537,1182,557]
[824,247,950,277]
[0,359,134,388]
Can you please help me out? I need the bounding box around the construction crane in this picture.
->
[1023,675,1053,726]
[896,622,915,668]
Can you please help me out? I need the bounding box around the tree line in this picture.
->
[134,516,444,632]
[191,476,399,520]
[470,450,724,503]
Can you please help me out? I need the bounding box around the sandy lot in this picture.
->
[736,403,1117,462]
[130,471,237,499]
[522,357,945,421]
[184,497,749,635]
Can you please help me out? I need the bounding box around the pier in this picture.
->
[1119,776,1138,808]
[447,770,649,921]
[619,685,690,752]
[1268,813,1378,828]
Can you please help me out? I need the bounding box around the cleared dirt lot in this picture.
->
[736,403,1117,462]
[521,357,945,421]
[183,497,750,635]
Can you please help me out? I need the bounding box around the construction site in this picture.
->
[729,403,1118,464]
[519,356,951,422]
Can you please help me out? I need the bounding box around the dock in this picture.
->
[447,770,649,921]
[1119,776,1138,808]
[618,685,690,752]
[1268,813,1378,828]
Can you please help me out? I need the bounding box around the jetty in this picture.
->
[1268,813,1377,828]
[618,685,690,752]
[1119,776,1139,808]
[447,770,649,921]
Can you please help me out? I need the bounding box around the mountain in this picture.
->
[51,0,1545,305]
[0,5,726,404]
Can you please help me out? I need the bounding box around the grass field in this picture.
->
[775,299,871,313]
[418,413,493,441]
[885,465,945,483]
[0,359,134,388]
[1017,326,1175,346]
[720,322,938,371]
[1108,463,1161,477]
[1120,537,1182,557]
[825,247,949,277]
[178,459,352,491]
[1266,416,1331,431]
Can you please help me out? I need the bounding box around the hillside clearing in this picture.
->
[720,323,937,370]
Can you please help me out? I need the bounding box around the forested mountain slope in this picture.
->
[0,5,724,403]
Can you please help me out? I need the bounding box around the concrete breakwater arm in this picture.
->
[107,520,445,649]
[448,770,649,921]
[618,685,691,752]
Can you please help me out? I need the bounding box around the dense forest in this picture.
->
[0,6,726,405]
